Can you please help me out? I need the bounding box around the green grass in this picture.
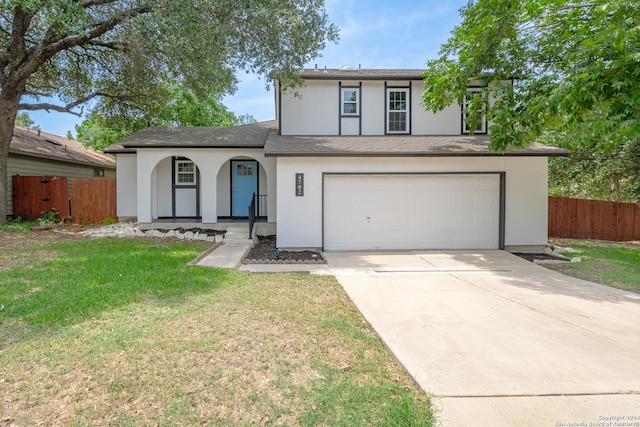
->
[548,239,640,293]
[0,235,435,426]
[0,238,225,328]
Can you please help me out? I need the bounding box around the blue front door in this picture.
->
[231,160,258,217]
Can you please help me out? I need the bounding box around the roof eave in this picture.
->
[264,150,569,158]
[9,149,116,168]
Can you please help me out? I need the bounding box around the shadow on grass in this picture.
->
[0,238,233,346]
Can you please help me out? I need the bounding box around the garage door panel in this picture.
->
[324,174,500,250]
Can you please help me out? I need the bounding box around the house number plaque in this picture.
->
[295,173,304,196]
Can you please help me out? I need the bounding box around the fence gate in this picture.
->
[12,176,70,221]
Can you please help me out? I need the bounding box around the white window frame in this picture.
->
[176,160,195,185]
[386,88,410,134]
[462,89,487,134]
[341,88,359,116]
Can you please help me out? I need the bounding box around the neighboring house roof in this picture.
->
[103,121,277,153]
[10,127,115,168]
[264,134,569,157]
[298,68,426,81]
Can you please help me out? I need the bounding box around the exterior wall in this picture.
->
[279,79,462,136]
[155,157,173,217]
[115,153,137,219]
[133,148,276,224]
[7,153,115,217]
[276,156,549,249]
[280,80,338,135]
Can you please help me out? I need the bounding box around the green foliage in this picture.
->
[102,217,117,225]
[38,208,59,224]
[14,112,35,128]
[76,85,254,150]
[549,138,640,202]
[422,0,640,154]
[0,217,36,232]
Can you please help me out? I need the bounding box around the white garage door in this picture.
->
[324,174,501,250]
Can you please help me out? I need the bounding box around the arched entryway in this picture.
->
[216,156,268,220]
[152,155,201,220]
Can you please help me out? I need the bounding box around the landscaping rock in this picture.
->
[79,223,225,242]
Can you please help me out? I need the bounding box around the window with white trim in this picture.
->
[387,88,409,133]
[176,160,195,185]
[462,89,487,134]
[341,88,359,115]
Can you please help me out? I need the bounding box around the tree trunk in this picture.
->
[0,89,21,225]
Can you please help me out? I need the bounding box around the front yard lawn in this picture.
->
[546,239,640,294]
[0,232,434,426]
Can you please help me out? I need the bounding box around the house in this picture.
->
[104,69,567,252]
[7,127,116,217]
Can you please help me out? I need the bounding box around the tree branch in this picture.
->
[10,4,152,87]
[18,91,111,115]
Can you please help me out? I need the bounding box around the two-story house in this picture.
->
[104,68,567,252]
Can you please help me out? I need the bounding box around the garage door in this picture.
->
[324,174,501,250]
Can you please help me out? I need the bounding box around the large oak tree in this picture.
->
[0,0,338,223]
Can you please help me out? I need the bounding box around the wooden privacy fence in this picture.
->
[70,178,116,224]
[12,176,116,223]
[548,196,640,241]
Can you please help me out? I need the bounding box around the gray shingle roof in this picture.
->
[103,121,277,153]
[103,120,568,157]
[264,133,569,157]
[299,68,426,80]
[10,127,116,168]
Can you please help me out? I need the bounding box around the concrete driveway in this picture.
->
[324,250,640,426]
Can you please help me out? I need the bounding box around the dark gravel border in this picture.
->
[512,252,569,263]
[242,236,325,264]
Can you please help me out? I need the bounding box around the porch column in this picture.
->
[136,154,152,223]
[199,157,217,223]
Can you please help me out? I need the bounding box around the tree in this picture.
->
[0,1,338,224]
[421,0,640,198]
[76,85,255,150]
[14,111,35,128]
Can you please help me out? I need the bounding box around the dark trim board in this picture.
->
[266,152,566,158]
[171,156,200,219]
[322,172,506,251]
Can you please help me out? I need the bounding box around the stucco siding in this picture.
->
[361,81,385,135]
[7,153,115,217]
[280,79,464,136]
[280,81,338,135]
[115,154,137,219]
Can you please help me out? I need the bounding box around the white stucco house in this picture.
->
[103,69,567,252]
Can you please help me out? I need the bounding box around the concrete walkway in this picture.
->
[194,225,330,272]
[325,250,640,426]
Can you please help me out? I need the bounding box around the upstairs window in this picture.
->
[176,160,195,185]
[387,88,409,133]
[462,89,487,134]
[341,88,359,115]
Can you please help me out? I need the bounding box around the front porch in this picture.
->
[132,148,276,225]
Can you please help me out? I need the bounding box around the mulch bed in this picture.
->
[242,236,325,264]
[512,252,570,263]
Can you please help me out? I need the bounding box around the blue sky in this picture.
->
[28,0,467,137]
